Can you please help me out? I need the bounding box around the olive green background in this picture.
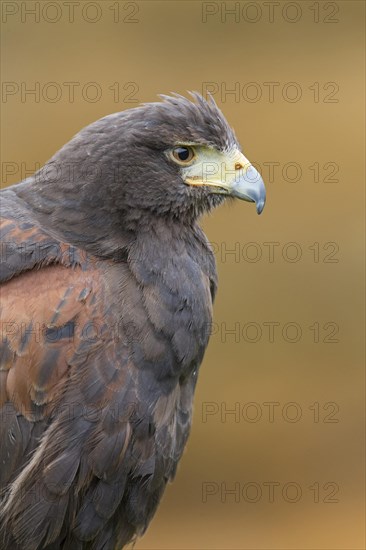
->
[1,1,365,548]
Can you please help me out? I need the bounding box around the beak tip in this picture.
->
[256,199,265,215]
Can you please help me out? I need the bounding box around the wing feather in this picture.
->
[0,206,194,549]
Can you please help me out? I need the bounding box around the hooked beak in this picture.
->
[184,150,266,215]
[229,164,266,214]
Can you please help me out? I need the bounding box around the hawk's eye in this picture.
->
[171,146,195,165]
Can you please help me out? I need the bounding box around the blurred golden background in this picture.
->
[1,1,364,548]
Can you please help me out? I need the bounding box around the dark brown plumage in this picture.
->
[0,94,265,549]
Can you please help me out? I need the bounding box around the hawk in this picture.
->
[0,94,266,549]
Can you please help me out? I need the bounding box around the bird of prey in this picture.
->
[0,93,266,549]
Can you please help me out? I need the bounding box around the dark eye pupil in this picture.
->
[176,147,190,161]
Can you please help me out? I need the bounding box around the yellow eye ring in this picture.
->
[171,146,195,165]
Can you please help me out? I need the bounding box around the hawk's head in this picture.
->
[111,93,266,219]
[17,93,266,244]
